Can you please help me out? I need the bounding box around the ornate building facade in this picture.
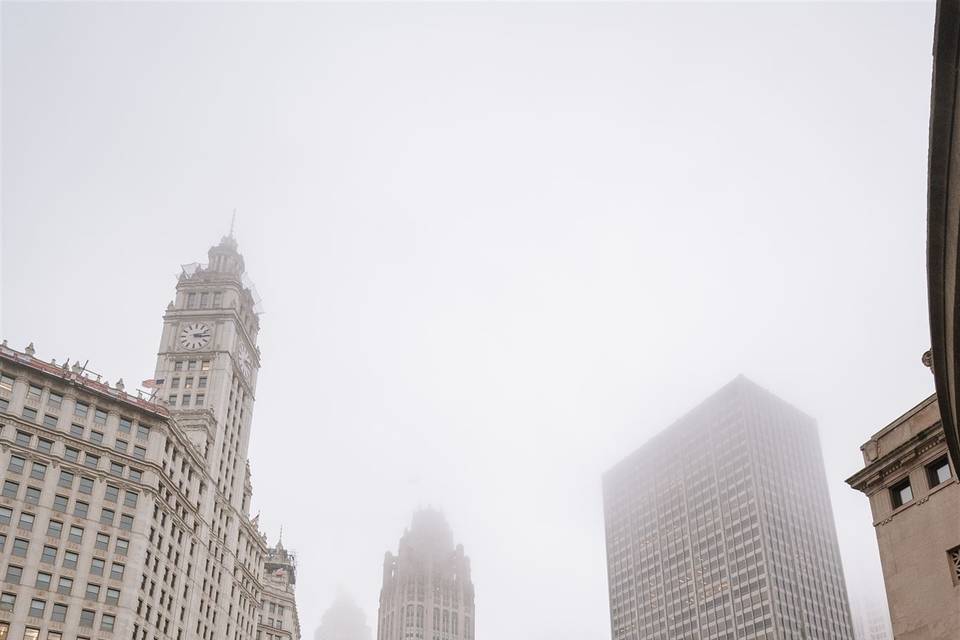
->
[377,511,475,640]
[0,235,298,640]
[603,376,855,640]
[258,540,300,640]
[846,394,959,639]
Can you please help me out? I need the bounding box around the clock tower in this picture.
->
[153,233,262,514]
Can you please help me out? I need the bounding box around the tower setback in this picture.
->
[377,510,475,640]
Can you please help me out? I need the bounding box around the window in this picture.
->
[950,545,960,586]
[110,562,125,580]
[4,565,22,584]
[48,392,62,409]
[74,401,88,418]
[0,375,13,392]
[119,514,134,530]
[184,377,193,389]
[119,417,132,433]
[187,292,197,308]
[41,545,57,564]
[37,438,52,454]
[137,424,150,440]
[201,359,211,371]
[891,478,913,508]
[27,385,41,401]
[188,360,197,371]
[30,462,46,480]
[47,520,63,537]
[167,395,177,405]
[79,609,95,627]
[0,507,11,525]
[85,583,100,601]
[54,495,69,514]
[927,456,952,488]
[18,512,35,531]
[63,551,78,569]
[104,485,119,503]
[198,376,208,388]
[58,470,74,488]
[100,508,115,525]
[22,629,39,640]
[51,602,68,622]
[43,414,58,428]
[114,439,128,452]
[182,394,191,406]
[78,476,94,494]
[89,430,103,444]
[124,490,139,508]
[64,447,79,463]
[25,486,41,504]
[105,587,120,605]
[7,455,25,473]
[0,592,14,611]
[115,538,129,555]
[94,408,107,424]
[68,525,84,544]
[109,461,124,476]
[74,501,89,518]
[83,453,99,469]
[171,377,180,389]
[12,538,29,557]
[174,361,184,372]
[57,577,72,595]
[0,397,7,411]
[15,430,31,446]
[90,558,105,577]
[101,613,116,631]
[22,406,37,420]
[0,534,4,550]
[196,394,205,406]
[35,572,52,589]
[129,468,143,482]
[95,533,109,551]
[70,423,84,437]
[29,598,45,618]
[133,446,146,461]
[2,480,19,498]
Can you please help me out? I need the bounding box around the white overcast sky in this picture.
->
[1,2,938,637]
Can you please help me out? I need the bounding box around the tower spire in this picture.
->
[229,209,236,238]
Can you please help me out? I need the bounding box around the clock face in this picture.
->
[179,322,212,351]
[237,341,253,378]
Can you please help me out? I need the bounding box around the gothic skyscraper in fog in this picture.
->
[377,510,475,640]
[603,377,854,640]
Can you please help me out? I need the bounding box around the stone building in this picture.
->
[0,235,297,640]
[846,394,959,639]
[377,510,475,640]
[258,540,301,640]
[603,376,855,640]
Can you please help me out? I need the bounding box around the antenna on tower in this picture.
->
[229,209,237,238]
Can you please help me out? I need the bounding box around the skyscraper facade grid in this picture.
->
[603,376,854,640]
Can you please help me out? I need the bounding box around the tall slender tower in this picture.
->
[603,376,854,640]
[377,510,476,640]
[152,234,268,639]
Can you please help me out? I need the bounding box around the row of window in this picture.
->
[890,455,952,508]
[9,429,145,482]
[0,592,117,630]
[0,621,108,640]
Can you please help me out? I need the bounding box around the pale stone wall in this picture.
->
[848,395,960,640]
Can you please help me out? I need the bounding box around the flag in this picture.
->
[141,379,164,389]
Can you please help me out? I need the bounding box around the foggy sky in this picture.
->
[2,2,938,638]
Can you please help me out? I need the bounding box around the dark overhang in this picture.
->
[927,0,960,468]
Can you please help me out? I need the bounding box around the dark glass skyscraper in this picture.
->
[603,377,854,640]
